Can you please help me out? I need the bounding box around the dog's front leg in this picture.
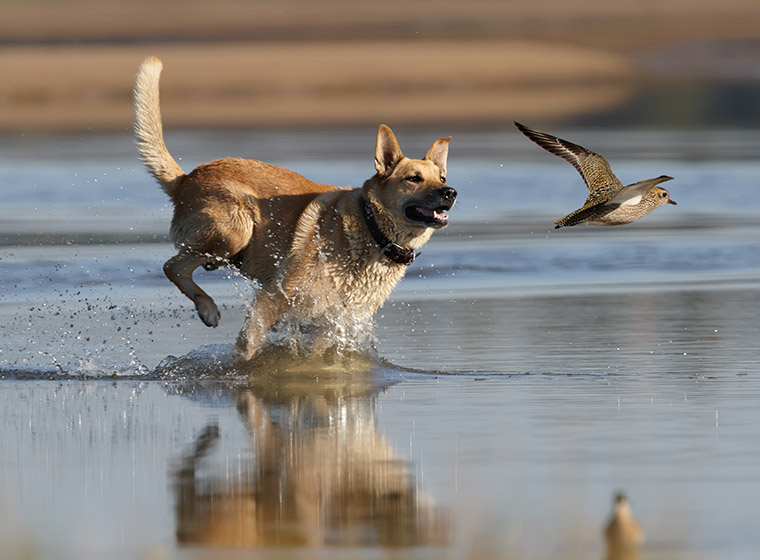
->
[234,290,290,361]
[164,252,221,327]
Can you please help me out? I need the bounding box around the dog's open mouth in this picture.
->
[403,204,451,228]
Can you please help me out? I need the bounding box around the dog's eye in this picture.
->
[440,176,446,183]
[406,174,423,183]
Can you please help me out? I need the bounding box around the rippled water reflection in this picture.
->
[1,129,759,559]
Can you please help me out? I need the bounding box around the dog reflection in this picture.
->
[173,373,448,547]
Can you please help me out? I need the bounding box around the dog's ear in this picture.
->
[375,125,404,176]
[424,136,451,176]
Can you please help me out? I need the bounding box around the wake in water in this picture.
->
[0,309,383,381]
[0,248,390,380]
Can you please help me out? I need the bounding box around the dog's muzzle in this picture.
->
[403,186,457,228]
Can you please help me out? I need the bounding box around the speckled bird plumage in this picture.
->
[515,122,677,228]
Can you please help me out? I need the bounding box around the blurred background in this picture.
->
[2,0,760,132]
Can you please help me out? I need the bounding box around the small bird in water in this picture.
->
[515,122,677,229]
[604,491,645,560]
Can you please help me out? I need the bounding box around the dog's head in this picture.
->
[366,125,457,240]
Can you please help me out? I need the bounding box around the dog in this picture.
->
[132,57,456,361]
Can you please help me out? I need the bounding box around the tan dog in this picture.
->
[133,57,456,361]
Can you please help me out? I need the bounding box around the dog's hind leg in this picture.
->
[164,252,222,327]
[166,204,254,326]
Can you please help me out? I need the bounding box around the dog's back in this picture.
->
[174,157,340,284]
[133,56,341,288]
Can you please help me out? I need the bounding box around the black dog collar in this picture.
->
[361,197,417,266]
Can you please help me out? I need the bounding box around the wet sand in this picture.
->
[2,0,760,132]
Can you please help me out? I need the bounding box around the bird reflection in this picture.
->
[604,491,644,560]
[171,351,448,548]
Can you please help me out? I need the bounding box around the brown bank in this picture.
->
[2,0,760,132]
[0,40,633,132]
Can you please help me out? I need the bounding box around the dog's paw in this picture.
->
[199,306,221,327]
[194,297,221,328]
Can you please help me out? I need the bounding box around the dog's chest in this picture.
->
[308,251,405,310]
[284,192,409,314]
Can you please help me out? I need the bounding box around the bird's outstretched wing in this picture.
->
[610,175,674,206]
[515,121,624,199]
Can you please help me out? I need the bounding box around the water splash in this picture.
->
[1,246,382,380]
[265,309,378,357]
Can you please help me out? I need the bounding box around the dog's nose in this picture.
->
[439,186,457,204]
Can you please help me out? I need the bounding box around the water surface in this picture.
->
[1,128,759,559]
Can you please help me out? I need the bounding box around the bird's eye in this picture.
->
[407,175,423,183]
[661,192,668,198]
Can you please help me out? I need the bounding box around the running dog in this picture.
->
[132,57,456,360]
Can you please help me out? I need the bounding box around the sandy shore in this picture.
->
[1,0,759,132]
[0,40,634,132]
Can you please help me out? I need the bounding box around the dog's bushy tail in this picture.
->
[133,57,185,197]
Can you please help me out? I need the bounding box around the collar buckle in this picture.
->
[381,242,417,266]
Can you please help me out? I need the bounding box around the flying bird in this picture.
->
[515,122,676,228]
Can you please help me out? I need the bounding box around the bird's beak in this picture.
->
[668,199,677,205]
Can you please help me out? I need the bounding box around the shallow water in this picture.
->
[1,128,759,559]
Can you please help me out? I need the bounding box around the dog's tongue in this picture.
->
[417,207,448,221]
